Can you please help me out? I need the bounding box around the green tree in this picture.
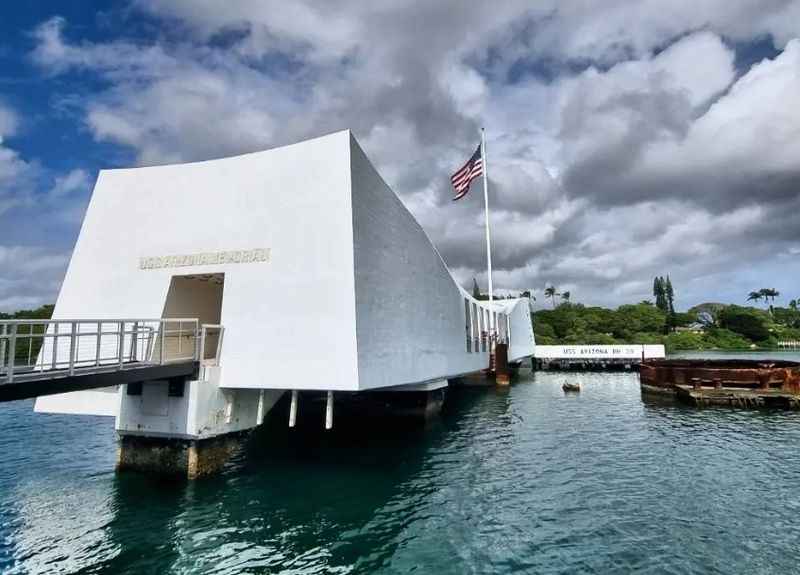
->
[672,312,696,327]
[705,328,753,350]
[665,331,707,352]
[759,288,779,305]
[754,288,780,315]
[719,306,770,341]
[0,305,55,368]
[746,291,762,305]
[561,291,571,303]
[664,276,677,332]
[653,276,674,313]
[665,276,675,313]
[532,320,558,344]
[653,277,667,312]
[773,306,800,329]
[766,288,779,312]
[0,304,54,321]
[615,303,667,337]
[544,286,559,308]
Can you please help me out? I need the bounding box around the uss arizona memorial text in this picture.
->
[139,248,271,270]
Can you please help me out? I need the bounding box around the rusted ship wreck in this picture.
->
[640,359,800,408]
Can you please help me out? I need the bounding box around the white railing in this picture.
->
[0,318,224,385]
[199,324,225,366]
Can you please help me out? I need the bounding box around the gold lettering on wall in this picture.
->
[139,249,270,270]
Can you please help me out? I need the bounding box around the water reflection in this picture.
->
[97,395,468,574]
[5,476,118,574]
[4,371,800,573]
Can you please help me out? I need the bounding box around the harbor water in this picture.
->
[2,354,800,574]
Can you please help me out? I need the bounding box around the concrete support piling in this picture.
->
[113,381,284,479]
[325,391,333,430]
[257,390,265,424]
[116,433,246,480]
[289,390,298,428]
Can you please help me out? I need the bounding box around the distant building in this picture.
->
[674,322,705,334]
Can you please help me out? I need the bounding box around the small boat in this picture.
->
[562,383,581,393]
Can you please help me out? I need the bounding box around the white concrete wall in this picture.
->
[534,344,666,359]
[37,131,360,403]
[116,380,192,437]
[350,137,530,389]
[115,368,284,439]
[188,369,283,439]
[35,387,119,417]
[503,299,537,362]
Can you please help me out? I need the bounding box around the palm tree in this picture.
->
[759,288,780,313]
[561,291,571,303]
[544,286,559,308]
[790,299,798,311]
[747,291,762,306]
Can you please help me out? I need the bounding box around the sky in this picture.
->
[0,1,799,312]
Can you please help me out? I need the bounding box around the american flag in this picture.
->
[450,144,483,201]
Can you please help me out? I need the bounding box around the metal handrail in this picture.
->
[0,318,212,385]
[0,317,199,325]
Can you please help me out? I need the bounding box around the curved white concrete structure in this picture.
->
[35,130,535,425]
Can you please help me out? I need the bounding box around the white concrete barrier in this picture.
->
[535,345,665,360]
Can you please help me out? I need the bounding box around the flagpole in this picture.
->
[481,128,494,332]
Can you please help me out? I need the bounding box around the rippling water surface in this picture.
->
[3,367,800,574]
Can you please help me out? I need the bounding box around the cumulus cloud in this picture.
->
[21,1,800,309]
[0,103,17,140]
[506,0,800,65]
[0,100,91,311]
[0,246,70,311]
[50,169,89,199]
[0,102,37,216]
[557,32,738,206]
[563,36,800,213]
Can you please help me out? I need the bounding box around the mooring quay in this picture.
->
[0,131,535,478]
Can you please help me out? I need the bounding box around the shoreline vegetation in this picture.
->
[0,305,54,322]
[470,279,800,354]
[532,301,800,354]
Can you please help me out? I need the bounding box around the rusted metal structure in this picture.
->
[492,342,511,385]
[640,359,800,408]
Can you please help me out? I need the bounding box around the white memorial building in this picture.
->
[29,130,535,475]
